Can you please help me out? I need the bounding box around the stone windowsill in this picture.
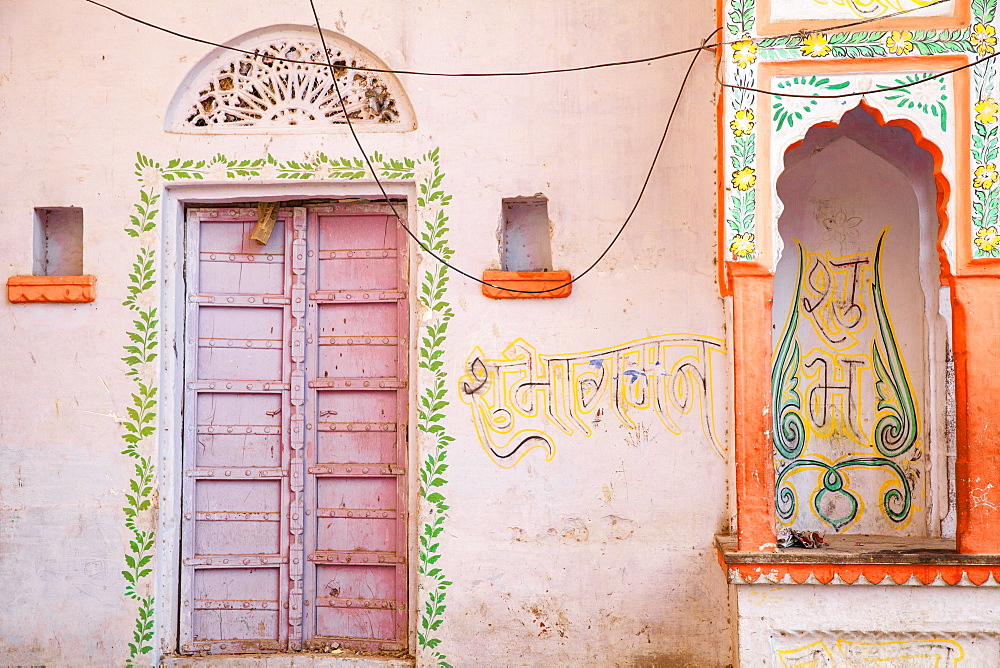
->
[715,534,1000,586]
[480,270,572,299]
[7,275,97,303]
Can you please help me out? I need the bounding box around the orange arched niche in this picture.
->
[723,69,1000,554]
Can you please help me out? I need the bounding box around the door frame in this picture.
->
[156,181,420,658]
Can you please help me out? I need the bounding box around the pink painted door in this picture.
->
[303,204,409,652]
[181,203,407,654]
[181,207,294,653]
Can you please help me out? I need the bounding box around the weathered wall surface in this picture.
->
[736,584,1000,666]
[0,1,726,666]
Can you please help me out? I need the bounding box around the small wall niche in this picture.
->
[9,207,95,303]
[482,195,571,299]
[34,207,83,276]
[502,196,552,272]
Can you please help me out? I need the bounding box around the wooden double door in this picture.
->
[180,202,409,653]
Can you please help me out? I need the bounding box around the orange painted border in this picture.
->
[722,560,1000,585]
[728,261,777,551]
[952,277,1000,552]
[7,275,97,303]
[480,270,572,299]
[754,0,970,37]
[717,0,731,297]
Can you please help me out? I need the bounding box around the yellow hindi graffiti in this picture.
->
[459,335,727,468]
[809,0,938,18]
[777,637,964,666]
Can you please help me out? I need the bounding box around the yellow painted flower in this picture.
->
[972,23,997,56]
[732,167,756,191]
[732,36,757,68]
[801,33,831,58]
[976,98,1000,124]
[975,164,998,189]
[885,31,913,55]
[730,233,756,259]
[975,226,1000,252]
[730,109,755,136]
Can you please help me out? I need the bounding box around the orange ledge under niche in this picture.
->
[7,275,97,303]
[481,270,572,299]
[716,535,1000,586]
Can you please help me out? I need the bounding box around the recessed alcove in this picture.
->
[719,103,1000,579]
[481,196,572,299]
[770,105,951,539]
[34,206,84,276]
[7,206,96,303]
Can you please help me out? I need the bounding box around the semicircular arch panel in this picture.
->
[166,25,416,134]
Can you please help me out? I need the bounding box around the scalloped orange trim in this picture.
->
[481,270,572,299]
[723,561,1000,586]
[8,275,97,303]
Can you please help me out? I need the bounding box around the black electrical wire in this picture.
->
[76,0,965,292]
[307,0,719,294]
[82,0,948,79]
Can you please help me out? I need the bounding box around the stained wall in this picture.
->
[0,1,728,666]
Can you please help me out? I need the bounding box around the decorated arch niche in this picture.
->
[725,57,965,275]
[165,26,416,133]
[771,104,948,536]
[723,53,1000,553]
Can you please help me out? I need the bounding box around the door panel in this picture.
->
[317,433,397,464]
[182,208,292,654]
[195,394,283,468]
[193,480,282,554]
[192,568,282,647]
[198,221,287,294]
[304,204,408,652]
[316,214,398,291]
[315,606,397,640]
[181,202,408,654]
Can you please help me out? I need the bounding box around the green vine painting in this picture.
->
[126,149,454,664]
[726,65,758,260]
[772,76,851,132]
[413,150,456,668]
[878,73,950,132]
[758,28,970,61]
[121,162,160,664]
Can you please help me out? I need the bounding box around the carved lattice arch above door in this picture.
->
[166,26,416,133]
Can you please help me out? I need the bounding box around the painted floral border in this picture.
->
[124,150,454,665]
[971,0,1000,256]
[723,0,999,262]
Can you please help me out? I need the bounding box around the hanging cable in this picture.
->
[75,0,969,291]
[306,0,719,294]
[82,0,948,78]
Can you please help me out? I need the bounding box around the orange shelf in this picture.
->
[481,270,572,299]
[716,535,1000,586]
[7,275,97,303]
